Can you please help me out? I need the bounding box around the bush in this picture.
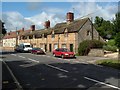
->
[78,40,104,56]
[107,39,115,46]
[103,39,118,52]
[103,45,117,52]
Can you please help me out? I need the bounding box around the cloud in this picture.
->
[2,11,33,31]
[71,2,118,21]
[25,11,65,29]
[42,8,64,14]
[2,2,118,32]
[2,11,65,32]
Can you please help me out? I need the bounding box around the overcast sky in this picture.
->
[2,1,119,32]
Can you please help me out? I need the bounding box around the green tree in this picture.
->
[113,12,120,37]
[0,20,7,40]
[94,16,114,39]
[115,32,120,60]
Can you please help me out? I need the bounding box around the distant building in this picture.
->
[2,28,31,50]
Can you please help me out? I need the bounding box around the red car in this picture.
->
[31,48,46,55]
[52,48,75,58]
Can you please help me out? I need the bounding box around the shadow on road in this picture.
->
[2,59,120,89]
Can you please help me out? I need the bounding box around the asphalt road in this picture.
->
[1,51,120,90]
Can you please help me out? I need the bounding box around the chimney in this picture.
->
[44,20,50,29]
[66,12,74,23]
[30,25,35,31]
[22,27,24,31]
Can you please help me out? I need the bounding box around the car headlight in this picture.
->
[65,54,69,55]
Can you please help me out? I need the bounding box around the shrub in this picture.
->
[103,45,117,52]
[78,40,104,56]
[103,39,118,52]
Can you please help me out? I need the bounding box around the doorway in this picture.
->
[70,44,73,52]
[49,44,52,52]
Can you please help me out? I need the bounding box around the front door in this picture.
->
[49,44,52,52]
[70,44,73,52]
[45,44,47,52]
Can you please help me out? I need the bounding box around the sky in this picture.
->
[1,1,119,32]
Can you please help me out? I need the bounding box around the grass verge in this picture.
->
[95,59,120,70]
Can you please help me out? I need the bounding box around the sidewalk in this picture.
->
[46,52,111,64]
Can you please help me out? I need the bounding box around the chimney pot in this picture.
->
[30,25,35,31]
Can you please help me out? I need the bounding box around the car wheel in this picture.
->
[61,55,64,59]
[53,53,56,57]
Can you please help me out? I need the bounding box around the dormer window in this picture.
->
[42,34,44,38]
[51,30,55,38]
[64,28,68,37]
[51,34,55,38]
[17,31,19,35]
[29,35,33,39]
[64,32,68,37]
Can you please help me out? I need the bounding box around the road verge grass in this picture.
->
[95,59,120,70]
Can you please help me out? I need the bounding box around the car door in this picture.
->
[55,49,59,56]
[57,49,62,56]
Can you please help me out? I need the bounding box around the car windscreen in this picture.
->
[61,48,70,52]
[33,48,41,50]
[25,45,31,47]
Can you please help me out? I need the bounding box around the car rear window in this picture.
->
[25,45,31,47]
[61,48,70,52]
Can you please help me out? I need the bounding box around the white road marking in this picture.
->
[27,58,39,63]
[84,77,120,89]
[0,59,2,61]
[11,54,17,56]
[18,55,25,58]
[73,61,80,63]
[45,64,69,73]
[64,59,70,61]
[46,56,50,57]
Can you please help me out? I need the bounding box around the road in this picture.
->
[1,51,120,89]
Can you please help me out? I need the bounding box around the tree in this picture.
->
[0,20,7,40]
[113,12,120,36]
[115,32,120,60]
[94,16,114,39]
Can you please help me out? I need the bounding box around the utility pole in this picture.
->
[91,17,94,40]
[58,34,60,48]
[16,27,18,46]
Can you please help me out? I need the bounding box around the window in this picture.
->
[29,35,33,39]
[87,31,90,36]
[62,44,66,48]
[54,44,58,49]
[35,35,42,39]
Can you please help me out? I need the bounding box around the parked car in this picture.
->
[52,48,75,58]
[14,43,32,52]
[31,48,46,54]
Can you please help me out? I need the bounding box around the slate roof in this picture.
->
[23,18,89,36]
[4,18,89,38]
[3,31,17,39]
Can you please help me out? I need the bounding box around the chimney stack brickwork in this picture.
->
[30,25,35,31]
[67,12,74,23]
[44,20,50,29]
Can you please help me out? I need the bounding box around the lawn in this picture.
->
[95,59,120,70]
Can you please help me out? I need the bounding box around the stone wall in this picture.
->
[88,49,104,57]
